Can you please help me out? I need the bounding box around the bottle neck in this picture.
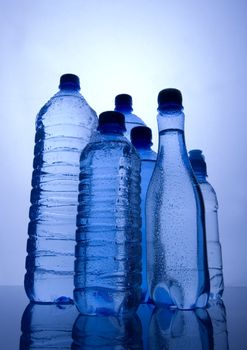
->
[157,108,185,132]
[193,172,207,183]
[157,108,188,163]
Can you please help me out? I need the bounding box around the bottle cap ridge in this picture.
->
[59,74,80,90]
[158,88,183,110]
[97,111,126,132]
[131,126,153,147]
[189,149,207,176]
[115,94,133,112]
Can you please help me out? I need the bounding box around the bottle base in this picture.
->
[74,287,141,316]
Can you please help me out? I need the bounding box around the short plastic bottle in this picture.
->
[131,126,156,302]
[25,74,98,303]
[189,149,224,300]
[74,111,142,316]
[114,94,146,140]
[146,88,209,309]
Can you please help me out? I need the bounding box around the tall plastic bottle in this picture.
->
[114,94,146,140]
[146,88,209,309]
[189,149,224,300]
[25,74,98,303]
[131,126,156,302]
[74,111,142,315]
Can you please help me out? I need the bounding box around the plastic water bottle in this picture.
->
[189,149,224,300]
[149,308,213,350]
[20,303,78,349]
[114,94,146,140]
[131,126,156,302]
[146,88,209,309]
[72,314,143,349]
[74,111,142,315]
[25,74,98,303]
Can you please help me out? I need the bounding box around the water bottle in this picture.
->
[114,94,146,140]
[72,314,143,349]
[149,307,213,350]
[146,88,209,309]
[20,303,78,349]
[25,74,98,303]
[131,126,156,302]
[189,149,224,300]
[74,111,142,315]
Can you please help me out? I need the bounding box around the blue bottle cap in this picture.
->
[97,111,126,133]
[131,126,153,148]
[158,88,183,110]
[188,149,207,176]
[115,94,133,112]
[59,74,80,90]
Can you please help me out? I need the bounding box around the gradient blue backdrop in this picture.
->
[0,0,246,286]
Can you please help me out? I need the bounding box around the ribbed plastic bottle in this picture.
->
[189,149,224,300]
[114,94,146,140]
[131,126,156,302]
[146,88,209,309]
[74,111,142,315]
[25,74,98,303]
[20,303,78,349]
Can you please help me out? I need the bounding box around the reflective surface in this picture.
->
[0,287,246,349]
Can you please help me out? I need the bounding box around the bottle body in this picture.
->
[25,88,98,303]
[74,132,142,315]
[138,148,156,302]
[198,180,224,299]
[146,106,209,309]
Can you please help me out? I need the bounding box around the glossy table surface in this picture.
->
[0,286,246,349]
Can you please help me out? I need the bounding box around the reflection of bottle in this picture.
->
[72,313,143,349]
[189,149,224,300]
[149,307,213,350]
[20,303,78,349]
[131,126,157,302]
[207,300,229,350]
[137,304,154,350]
[146,89,209,309]
[114,94,146,140]
[25,74,98,303]
[74,111,142,315]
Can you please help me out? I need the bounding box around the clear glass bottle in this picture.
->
[114,94,146,140]
[146,88,209,309]
[189,149,224,300]
[131,126,156,302]
[74,111,142,315]
[25,74,98,303]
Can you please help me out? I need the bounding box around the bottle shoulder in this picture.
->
[123,112,146,125]
[137,148,157,161]
[35,90,98,127]
[80,134,140,161]
[199,181,218,205]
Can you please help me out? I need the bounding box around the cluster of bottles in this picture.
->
[25,73,224,316]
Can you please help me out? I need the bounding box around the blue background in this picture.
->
[0,0,246,286]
